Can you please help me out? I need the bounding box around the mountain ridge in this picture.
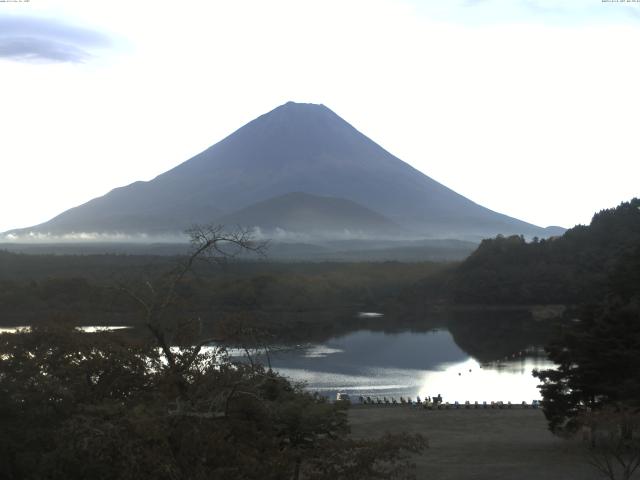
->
[219,192,401,238]
[4,101,561,240]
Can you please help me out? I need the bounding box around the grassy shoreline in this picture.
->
[349,405,598,480]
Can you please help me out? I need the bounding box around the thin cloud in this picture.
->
[430,0,640,26]
[0,15,111,63]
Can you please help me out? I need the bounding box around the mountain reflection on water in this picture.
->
[238,325,555,403]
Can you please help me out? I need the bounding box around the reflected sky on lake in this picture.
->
[0,326,131,333]
[264,330,553,403]
[0,326,29,333]
[1,324,554,402]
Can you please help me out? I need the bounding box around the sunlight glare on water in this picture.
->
[266,329,554,403]
[416,357,552,403]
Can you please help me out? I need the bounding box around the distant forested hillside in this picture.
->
[0,252,443,332]
[408,198,640,305]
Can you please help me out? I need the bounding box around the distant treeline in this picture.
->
[5,199,638,330]
[0,253,445,328]
[405,198,640,306]
[0,237,478,263]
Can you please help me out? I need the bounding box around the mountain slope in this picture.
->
[6,101,557,239]
[219,192,399,237]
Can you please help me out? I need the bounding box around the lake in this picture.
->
[232,327,554,403]
[1,314,555,404]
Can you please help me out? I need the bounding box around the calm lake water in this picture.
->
[1,319,554,404]
[234,328,553,403]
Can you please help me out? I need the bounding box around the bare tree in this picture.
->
[119,224,266,406]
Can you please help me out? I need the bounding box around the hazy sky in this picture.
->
[1,0,639,233]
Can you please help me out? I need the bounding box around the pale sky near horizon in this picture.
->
[1,0,639,234]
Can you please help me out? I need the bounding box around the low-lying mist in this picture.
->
[1,226,448,245]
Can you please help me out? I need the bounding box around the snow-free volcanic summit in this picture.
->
[5,102,562,241]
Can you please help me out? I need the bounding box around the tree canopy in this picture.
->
[411,198,640,306]
[0,225,425,479]
[534,244,640,434]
